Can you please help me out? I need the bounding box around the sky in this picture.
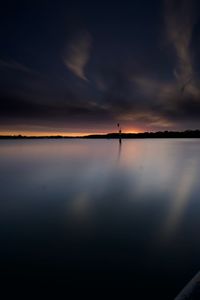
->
[1,0,200,135]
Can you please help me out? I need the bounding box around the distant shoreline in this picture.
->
[1,130,200,139]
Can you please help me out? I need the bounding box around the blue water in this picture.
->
[1,139,200,298]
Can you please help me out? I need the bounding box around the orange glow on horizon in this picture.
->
[123,128,143,134]
[0,127,143,137]
[0,131,95,137]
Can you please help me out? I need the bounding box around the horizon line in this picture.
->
[1,129,200,138]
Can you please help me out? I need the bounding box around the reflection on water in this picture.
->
[163,158,197,238]
[117,138,122,164]
[1,139,200,298]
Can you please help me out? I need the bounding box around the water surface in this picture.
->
[1,139,200,298]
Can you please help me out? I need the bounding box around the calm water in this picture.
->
[1,139,200,298]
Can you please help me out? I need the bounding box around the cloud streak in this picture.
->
[127,0,200,128]
[0,59,34,74]
[63,31,92,81]
[165,0,197,90]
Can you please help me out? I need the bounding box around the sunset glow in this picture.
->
[0,127,143,137]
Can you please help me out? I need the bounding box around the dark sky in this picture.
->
[1,0,200,135]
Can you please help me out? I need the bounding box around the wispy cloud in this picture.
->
[63,31,92,81]
[165,0,197,91]
[127,0,200,128]
[0,59,34,74]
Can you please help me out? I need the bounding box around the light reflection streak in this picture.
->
[163,159,197,237]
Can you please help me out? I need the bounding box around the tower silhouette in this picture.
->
[117,123,122,144]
